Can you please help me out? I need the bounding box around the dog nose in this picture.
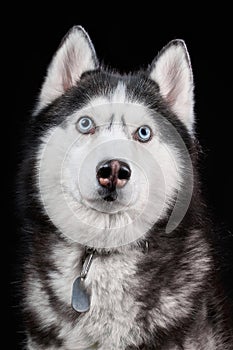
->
[96,160,131,189]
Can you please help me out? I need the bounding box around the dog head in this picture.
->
[36,26,194,248]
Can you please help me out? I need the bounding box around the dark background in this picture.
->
[7,11,232,349]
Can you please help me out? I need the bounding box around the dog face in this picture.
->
[36,26,194,248]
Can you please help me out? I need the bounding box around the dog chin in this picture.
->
[81,196,130,215]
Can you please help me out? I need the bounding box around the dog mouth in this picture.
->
[81,195,125,215]
[79,186,129,214]
[97,187,118,202]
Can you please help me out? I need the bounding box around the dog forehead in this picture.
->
[73,82,153,125]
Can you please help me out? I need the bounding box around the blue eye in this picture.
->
[77,117,95,134]
[136,126,152,142]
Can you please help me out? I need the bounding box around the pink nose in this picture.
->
[96,160,131,189]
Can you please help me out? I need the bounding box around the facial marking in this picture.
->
[121,115,131,138]
[108,114,115,130]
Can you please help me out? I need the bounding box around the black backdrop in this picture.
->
[7,12,233,349]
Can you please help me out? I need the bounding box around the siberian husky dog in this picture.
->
[18,26,233,349]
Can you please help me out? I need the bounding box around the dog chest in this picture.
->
[69,251,143,349]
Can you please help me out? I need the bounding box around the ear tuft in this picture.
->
[35,26,98,114]
[150,40,194,133]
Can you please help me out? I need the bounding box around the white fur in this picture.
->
[111,81,127,102]
[35,26,97,114]
[150,40,194,133]
[27,242,144,349]
[25,277,58,329]
[37,82,183,248]
[48,242,83,305]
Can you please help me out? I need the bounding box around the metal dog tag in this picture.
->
[71,249,95,313]
[72,276,90,313]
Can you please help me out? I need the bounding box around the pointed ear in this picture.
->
[149,40,194,133]
[35,26,98,114]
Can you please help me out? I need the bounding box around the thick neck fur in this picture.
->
[22,219,233,349]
